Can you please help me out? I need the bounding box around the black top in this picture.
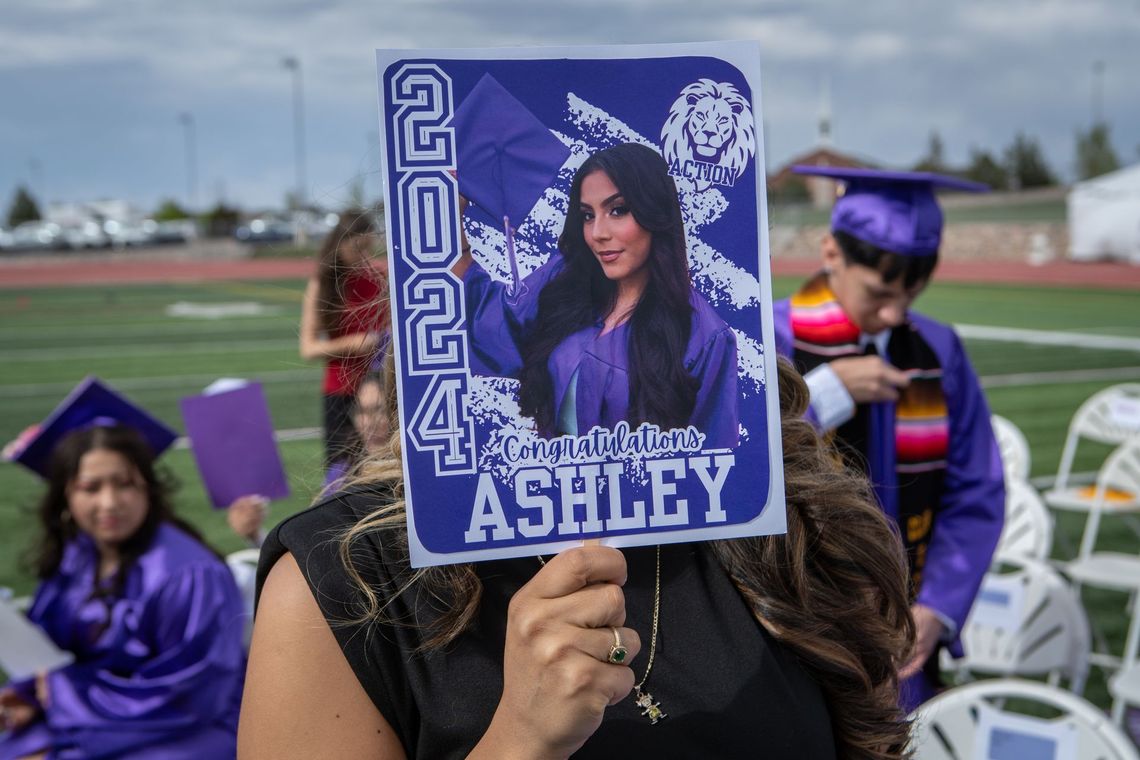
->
[257,486,837,759]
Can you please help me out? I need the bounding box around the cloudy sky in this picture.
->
[2,0,1138,214]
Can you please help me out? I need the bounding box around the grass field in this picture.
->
[1,273,1138,709]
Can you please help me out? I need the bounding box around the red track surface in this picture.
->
[0,255,1138,289]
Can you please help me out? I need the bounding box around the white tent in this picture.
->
[1067,163,1140,263]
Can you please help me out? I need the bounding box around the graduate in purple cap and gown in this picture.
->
[771,167,1005,711]
[454,142,740,449]
[0,382,245,759]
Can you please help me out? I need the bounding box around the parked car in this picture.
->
[234,217,294,244]
[60,220,111,249]
[152,220,196,245]
[1,220,66,251]
[103,218,154,248]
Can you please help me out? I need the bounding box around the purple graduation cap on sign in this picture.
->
[451,73,572,291]
[6,376,178,478]
[179,381,289,509]
[792,166,988,257]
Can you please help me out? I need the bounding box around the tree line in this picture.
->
[914,121,1124,191]
[6,122,1132,228]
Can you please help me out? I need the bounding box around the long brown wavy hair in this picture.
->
[315,209,381,333]
[338,358,914,758]
[518,144,698,434]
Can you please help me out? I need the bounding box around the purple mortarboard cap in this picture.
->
[792,166,989,256]
[452,73,571,228]
[7,376,178,478]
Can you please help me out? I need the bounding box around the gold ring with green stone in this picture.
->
[606,627,628,665]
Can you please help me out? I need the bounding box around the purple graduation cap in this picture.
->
[6,376,178,478]
[451,73,571,291]
[792,166,988,257]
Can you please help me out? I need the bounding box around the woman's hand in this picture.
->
[829,355,911,403]
[0,687,40,731]
[899,603,947,679]
[227,495,269,544]
[471,545,641,760]
[298,278,323,361]
[449,170,474,279]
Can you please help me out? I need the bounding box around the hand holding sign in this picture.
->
[476,546,641,759]
[0,687,40,732]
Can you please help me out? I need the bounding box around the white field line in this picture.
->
[980,366,1140,389]
[2,339,298,363]
[171,426,321,448]
[955,324,1140,352]
[0,319,293,341]
[3,365,1138,401]
[0,369,321,398]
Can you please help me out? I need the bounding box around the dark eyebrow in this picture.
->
[581,192,624,211]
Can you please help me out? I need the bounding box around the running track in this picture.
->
[1,255,1139,289]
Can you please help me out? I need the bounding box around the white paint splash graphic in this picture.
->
[734,330,766,396]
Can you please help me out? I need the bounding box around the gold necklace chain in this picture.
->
[536,546,666,724]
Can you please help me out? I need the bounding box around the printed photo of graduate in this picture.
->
[376,43,785,566]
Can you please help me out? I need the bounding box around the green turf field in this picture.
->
[1,274,1138,708]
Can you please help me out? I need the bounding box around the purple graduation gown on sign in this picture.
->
[773,299,1004,708]
[0,523,246,760]
[464,255,739,448]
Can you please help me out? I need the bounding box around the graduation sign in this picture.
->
[375,42,785,567]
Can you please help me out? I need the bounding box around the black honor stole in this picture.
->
[789,274,949,597]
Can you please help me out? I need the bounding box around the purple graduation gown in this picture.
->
[773,298,1004,709]
[0,523,246,760]
[464,256,739,448]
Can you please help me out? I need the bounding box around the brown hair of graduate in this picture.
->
[315,209,380,333]
[26,425,213,597]
[337,357,914,759]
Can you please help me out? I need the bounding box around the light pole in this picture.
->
[1091,60,1106,126]
[282,56,308,213]
[178,112,198,209]
[28,158,43,204]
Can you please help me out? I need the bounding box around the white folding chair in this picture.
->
[1111,665,1140,736]
[226,547,262,648]
[1065,435,1140,560]
[1064,437,1140,724]
[946,555,1090,694]
[0,586,31,613]
[992,414,1031,484]
[1044,383,1140,515]
[995,480,1054,563]
[909,679,1140,760]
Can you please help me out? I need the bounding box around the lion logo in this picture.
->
[661,79,755,192]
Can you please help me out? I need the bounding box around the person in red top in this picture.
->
[299,209,389,473]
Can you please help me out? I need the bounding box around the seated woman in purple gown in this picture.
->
[455,142,740,449]
[0,424,246,759]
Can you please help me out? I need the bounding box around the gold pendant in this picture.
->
[635,688,666,725]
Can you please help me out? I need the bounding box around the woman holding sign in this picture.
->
[241,355,915,759]
[0,387,246,759]
[455,143,740,449]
